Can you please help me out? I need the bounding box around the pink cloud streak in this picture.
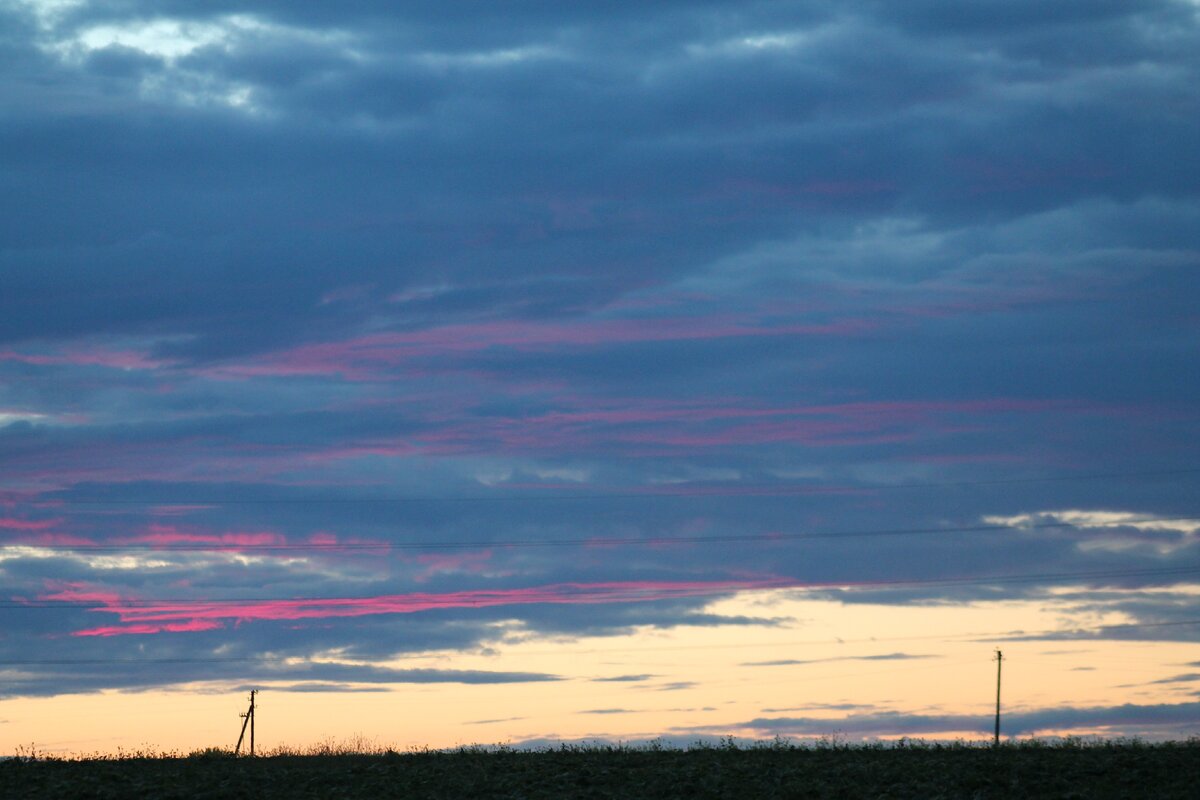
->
[204,316,876,380]
[55,579,795,637]
[0,346,170,371]
[74,620,225,637]
[2,525,390,556]
[121,526,391,555]
[121,524,288,550]
[2,531,97,548]
[404,397,1085,454]
[411,550,496,582]
[0,517,61,531]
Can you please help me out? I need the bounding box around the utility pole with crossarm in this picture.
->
[235,689,257,756]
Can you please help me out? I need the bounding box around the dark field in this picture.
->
[2,740,1198,799]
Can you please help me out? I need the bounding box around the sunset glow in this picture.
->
[2,0,1199,756]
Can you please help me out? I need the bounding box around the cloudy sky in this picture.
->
[2,0,1199,753]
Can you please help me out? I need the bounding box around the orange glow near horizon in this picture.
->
[3,587,1199,756]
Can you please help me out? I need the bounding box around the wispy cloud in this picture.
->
[205,316,876,380]
[36,579,794,636]
[742,652,938,667]
[720,701,1200,738]
[0,346,170,371]
[0,0,1197,750]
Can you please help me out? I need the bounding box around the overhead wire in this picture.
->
[1,619,1198,668]
[3,515,1199,553]
[2,468,1197,687]
[2,563,1199,610]
[8,466,1199,508]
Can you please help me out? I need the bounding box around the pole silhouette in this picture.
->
[235,689,257,756]
[993,649,1003,746]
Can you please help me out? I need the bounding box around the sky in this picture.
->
[1,0,1199,755]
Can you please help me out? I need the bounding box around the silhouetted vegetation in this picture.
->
[2,738,1198,798]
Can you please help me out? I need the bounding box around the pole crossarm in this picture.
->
[234,690,257,756]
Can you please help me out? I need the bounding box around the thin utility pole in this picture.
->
[235,689,257,756]
[993,649,1003,747]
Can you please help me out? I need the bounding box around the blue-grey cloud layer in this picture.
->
[726,700,1200,738]
[1,1,1198,739]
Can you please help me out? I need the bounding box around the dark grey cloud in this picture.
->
[655,682,698,692]
[2,0,1196,356]
[677,613,793,627]
[874,0,1188,37]
[761,703,875,713]
[229,682,389,693]
[743,653,936,667]
[1146,673,1200,685]
[0,656,562,699]
[0,0,1197,712]
[721,700,1200,738]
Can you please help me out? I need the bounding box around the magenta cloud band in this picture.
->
[39,579,796,637]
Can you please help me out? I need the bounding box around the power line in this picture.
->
[1,619,1197,668]
[508,618,1200,657]
[12,466,1200,507]
[4,515,1198,553]
[0,657,262,665]
[2,563,1198,610]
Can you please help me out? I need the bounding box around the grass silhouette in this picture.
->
[3,738,1198,798]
